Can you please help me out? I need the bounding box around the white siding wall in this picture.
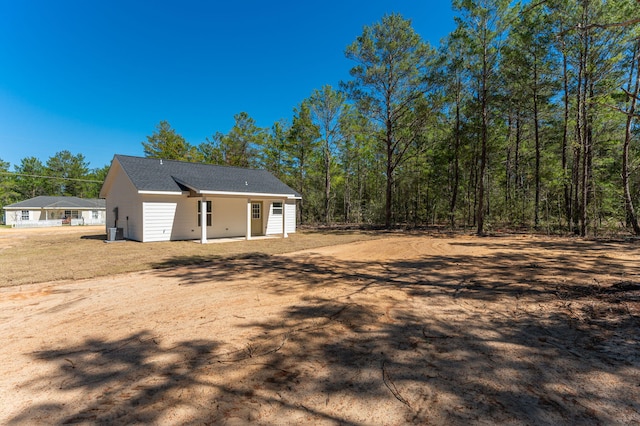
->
[9,209,40,224]
[138,196,250,241]
[264,200,297,235]
[80,210,106,225]
[160,197,247,240]
[265,201,283,235]
[4,209,34,225]
[105,162,143,241]
[4,210,32,226]
[143,202,178,242]
[4,210,20,226]
[153,195,197,241]
[285,200,296,234]
[80,210,90,224]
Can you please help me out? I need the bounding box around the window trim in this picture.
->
[197,201,212,227]
[64,210,80,219]
[252,203,261,219]
[272,202,283,215]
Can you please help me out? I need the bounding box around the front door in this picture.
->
[251,202,263,236]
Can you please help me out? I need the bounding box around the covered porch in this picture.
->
[194,195,296,244]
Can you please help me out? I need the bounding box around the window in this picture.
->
[272,202,283,215]
[21,210,29,220]
[64,210,80,219]
[92,210,99,220]
[252,203,261,219]
[197,201,212,226]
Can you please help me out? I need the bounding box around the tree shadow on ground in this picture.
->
[148,236,640,423]
[9,331,221,424]
[11,237,640,423]
[153,237,640,301]
[239,292,639,423]
[10,329,363,424]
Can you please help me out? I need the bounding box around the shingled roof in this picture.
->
[4,196,105,209]
[108,155,301,198]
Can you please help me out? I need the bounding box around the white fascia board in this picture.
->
[197,190,299,199]
[137,190,186,196]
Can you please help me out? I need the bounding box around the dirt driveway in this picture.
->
[1,234,639,424]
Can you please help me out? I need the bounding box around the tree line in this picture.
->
[0,151,109,205]
[2,0,639,236]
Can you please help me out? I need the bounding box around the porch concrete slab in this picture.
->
[195,235,278,244]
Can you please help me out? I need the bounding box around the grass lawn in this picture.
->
[0,226,385,287]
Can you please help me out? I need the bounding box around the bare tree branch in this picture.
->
[622,87,640,102]
[603,103,640,117]
[559,18,640,36]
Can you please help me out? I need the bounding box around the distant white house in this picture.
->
[3,196,106,227]
[99,155,301,243]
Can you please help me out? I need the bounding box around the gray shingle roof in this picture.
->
[112,155,301,198]
[5,196,106,209]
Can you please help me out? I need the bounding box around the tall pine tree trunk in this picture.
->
[574,2,589,236]
[506,114,512,209]
[561,34,572,229]
[324,144,331,224]
[623,39,640,235]
[477,44,489,236]
[385,117,394,228]
[533,58,541,229]
[578,3,593,237]
[450,84,462,228]
[515,114,522,224]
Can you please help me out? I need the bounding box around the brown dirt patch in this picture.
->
[1,234,639,424]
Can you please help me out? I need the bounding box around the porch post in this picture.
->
[246,198,252,240]
[282,199,288,238]
[200,197,207,244]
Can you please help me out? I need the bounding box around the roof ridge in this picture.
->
[114,154,264,172]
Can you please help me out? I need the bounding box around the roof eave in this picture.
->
[197,190,300,199]
[138,190,188,196]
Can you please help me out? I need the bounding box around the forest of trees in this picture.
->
[2,0,640,236]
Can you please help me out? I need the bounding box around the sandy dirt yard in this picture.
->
[1,233,640,425]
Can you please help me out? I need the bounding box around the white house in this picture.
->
[3,196,106,227]
[98,154,301,243]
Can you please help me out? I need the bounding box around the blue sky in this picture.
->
[0,1,455,171]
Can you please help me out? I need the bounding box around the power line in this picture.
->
[0,171,103,183]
